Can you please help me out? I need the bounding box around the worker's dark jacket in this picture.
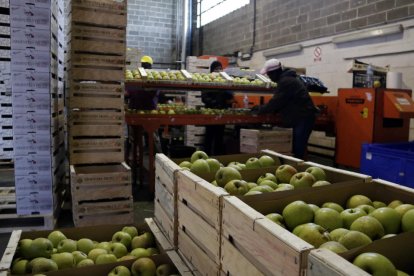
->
[258,69,318,127]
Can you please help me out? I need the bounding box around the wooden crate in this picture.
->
[176,170,228,273]
[240,128,292,154]
[68,82,123,110]
[154,154,182,247]
[69,110,124,137]
[69,137,124,165]
[70,0,126,28]
[70,163,131,201]
[69,24,125,42]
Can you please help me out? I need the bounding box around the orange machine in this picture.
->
[336,88,414,168]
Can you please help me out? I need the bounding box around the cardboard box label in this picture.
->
[13,133,51,155]
[10,6,51,30]
[11,0,51,9]
[11,49,51,72]
[16,192,54,215]
[14,174,53,194]
[11,28,51,51]
[12,92,51,114]
[12,113,51,135]
[14,154,52,175]
[12,71,50,93]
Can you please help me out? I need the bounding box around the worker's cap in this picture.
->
[141,55,153,65]
[260,58,282,74]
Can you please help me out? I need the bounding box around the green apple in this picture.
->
[246,182,257,189]
[118,255,136,262]
[397,270,410,276]
[11,259,29,274]
[266,213,285,228]
[146,247,159,256]
[282,200,314,230]
[312,180,331,187]
[289,172,315,189]
[76,238,95,254]
[308,204,320,214]
[109,242,128,258]
[244,190,262,196]
[295,223,331,248]
[51,252,76,269]
[257,173,277,184]
[356,204,376,214]
[249,185,273,193]
[340,208,367,228]
[373,201,387,209]
[322,202,344,213]
[156,263,174,276]
[122,226,139,239]
[96,241,111,252]
[57,239,77,253]
[18,239,33,259]
[381,234,397,239]
[292,223,313,236]
[314,208,343,231]
[274,183,295,192]
[258,155,275,167]
[30,238,54,258]
[131,257,156,276]
[190,159,210,176]
[370,207,401,234]
[77,258,94,267]
[305,166,327,181]
[224,180,249,195]
[329,228,349,242]
[95,253,117,265]
[47,231,67,248]
[228,164,243,171]
[394,204,414,216]
[319,241,348,253]
[190,150,208,163]
[112,231,132,248]
[131,232,154,249]
[72,251,88,264]
[338,231,372,250]
[401,209,414,232]
[258,180,278,190]
[28,257,58,273]
[178,161,192,169]
[206,158,221,174]
[88,248,107,262]
[109,265,131,276]
[275,164,297,183]
[353,252,397,276]
[388,200,404,209]
[245,157,261,169]
[130,248,151,259]
[350,216,385,239]
[215,167,242,187]
[346,195,373,209]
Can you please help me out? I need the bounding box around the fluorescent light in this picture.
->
[332,24,403,44]
[263,44,303,57]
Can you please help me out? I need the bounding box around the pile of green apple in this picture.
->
[108,257,179,276]
[146,70,186,81]
[125,70,142,80]
[232,77,264,86]
[352,252,409,276]
[191,72,226,83]
[178,151,278,177]
[265,195,414,254]
[11,226,158,274]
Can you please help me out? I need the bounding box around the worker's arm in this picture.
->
[257,78,295,114]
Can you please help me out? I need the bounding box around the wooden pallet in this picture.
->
[0,187,55,233]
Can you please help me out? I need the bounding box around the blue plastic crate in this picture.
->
[360,142,414,188]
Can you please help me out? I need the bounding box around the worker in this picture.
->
[201,61,234,155]
[253,58,319,159]
[128,55,159,110]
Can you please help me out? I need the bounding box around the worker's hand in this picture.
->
[250,105,260,114]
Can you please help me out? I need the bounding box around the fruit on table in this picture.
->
[353,252,397,276]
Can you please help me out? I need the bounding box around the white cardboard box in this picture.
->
[12,92,51,114]
[11,49,51,73]
[11,71,50,93]
[16,191,54,215]
[14,154,52,176]
[11,0,51,9]
[11,28,51,51]
[13,133,51,156]
[12,113,51,135]
[0,127,13,137]
[14,174,53,195]
[10,6,51,30]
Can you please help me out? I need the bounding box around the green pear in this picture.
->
[346,195,373,209]
[373,201,387,209]
[370,207,402,234]
[130,248,151,259]
[30,238,54,258]
[265,213,285,228]
[76,238,95,254]
[108,265,131,276]
[95,253,117,265]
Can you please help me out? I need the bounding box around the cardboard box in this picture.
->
[10,6,51,30]
[0,25,10,36]
[11,27,51,52]
[11,0,51,8]
[14,154,52,176]
[308,232,414,276]
[12,92,51,114]
[16,191,54,215]
[11,49,51,73]
[221,180,414,275]
[0,49,10,59]
[13,133,51,156]
[14,174,53,195]
[0,0,9,8]
[12,113,51,135]
[11,71,50,94]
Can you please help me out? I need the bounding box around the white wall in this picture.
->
[240,18,414,140]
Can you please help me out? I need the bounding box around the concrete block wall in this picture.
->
[127,0,178,65]
[199,0,414,56]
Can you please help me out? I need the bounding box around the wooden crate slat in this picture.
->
[166,250,194,276]
[71,39,125,55]
[70,111,123,123]
[69,125,123,137]
[73,211,133,227]
[71,8,127,28]
[70,151,124,165]
[70,67,124,82]
[69,96,124,110]
[145,218,174,252]
[70,163,131,186]
[154,200,175,248]
[71,0,126,12]
[69,82,123,95]
[71,183,131,201]
[155,179,174,219]
[69,25,125,41]
[71,53,125,68]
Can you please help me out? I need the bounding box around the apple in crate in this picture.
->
[215,167,242,187]
[275,164,297,183]
[289,172,315,189]
[353,253,397,276]
[190,150,208,163]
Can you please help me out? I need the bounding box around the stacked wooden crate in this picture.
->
[240,128,293,154]
[186,56,217,73]
[9,0,66,225]
[0,0,11,161]
[308,130,336,157]
[67,0,132,226]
